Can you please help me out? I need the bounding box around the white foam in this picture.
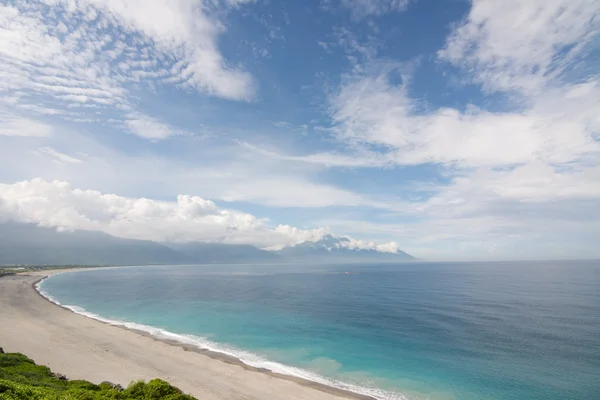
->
[36,276,410,400]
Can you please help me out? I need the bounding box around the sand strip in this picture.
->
[0,270,375,400]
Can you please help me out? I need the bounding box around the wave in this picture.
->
[35,276,410,400]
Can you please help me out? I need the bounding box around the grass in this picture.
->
[0,351,197,400]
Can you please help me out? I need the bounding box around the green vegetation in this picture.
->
[0,269,17,278]
[0,351,197,400]
[0,266,98,272]
[0,266,108,278]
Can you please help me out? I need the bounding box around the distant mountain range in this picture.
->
[0,222,414,266]
[0,221,190,266]
[166,242,282,264]
[277,234,414,262]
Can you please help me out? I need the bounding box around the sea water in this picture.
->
[39,261,600,400]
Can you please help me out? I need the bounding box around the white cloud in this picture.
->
[238,141,391,168]
[0,120,377,210]
[320,63,600,253]
[218,175,368,208]
[329,66,600,169]
[337,238,403,253]
[439,0,600,94]
[0,115,53,137]
[1,0,597,260]
[60,0,255,100]
[0,3,125,107]
[324,0,600,203]
[35,147,83,164]
[307,0,600,258]
[324,0,410,19]
[0,0,255,142]
[0,178,401,252]
[125,114,182,140]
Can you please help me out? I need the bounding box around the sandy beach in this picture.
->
[0,270,372,400]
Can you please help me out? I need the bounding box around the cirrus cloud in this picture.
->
[0,0,255,143]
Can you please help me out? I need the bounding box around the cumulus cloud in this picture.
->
[337,238,403,253]
[0,179,401,252]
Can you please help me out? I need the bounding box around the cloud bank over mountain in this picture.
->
[0,179,404,253]
[0,0,598,260]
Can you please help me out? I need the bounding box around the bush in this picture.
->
[0,351,198,399]
[0,379,45,400]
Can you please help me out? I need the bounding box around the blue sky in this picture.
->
[0,0,599,260]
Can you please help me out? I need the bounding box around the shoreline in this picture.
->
[33,272,377,400]
[1,269,382,400]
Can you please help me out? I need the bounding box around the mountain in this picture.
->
[0,222,414,266]
[164,242,282,264]
[275,234,415,262]
[0,221,191,266]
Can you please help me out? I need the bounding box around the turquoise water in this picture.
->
[39,261,600,400]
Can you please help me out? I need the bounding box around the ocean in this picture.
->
[38,261,600,400]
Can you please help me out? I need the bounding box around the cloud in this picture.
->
[0,178,401,252]
[329,69,600,168]
[336,238,403,253]
[324,0,410,19]
[35,147,83,164]
[125,114,183,140]
[0,0,255,142]
[238,141,391,168]
[307,0,600,258]
[1,0,598,260]
[325,0,600,185]
[0,118,379,210]
[439,0,600,94]
[0,115,53,137]
[320,64,600,255]
[67,0,255,100]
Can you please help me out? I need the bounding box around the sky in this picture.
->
[0,0,599,260]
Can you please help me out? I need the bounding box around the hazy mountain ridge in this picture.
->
[0,221,192,266]
[0,222,413,265]
[165,242,282,264]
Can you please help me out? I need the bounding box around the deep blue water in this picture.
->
[40,261,600,400]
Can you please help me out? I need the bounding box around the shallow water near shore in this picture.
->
[39,261,600,400]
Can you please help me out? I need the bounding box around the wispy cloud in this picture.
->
[125,114,184,140]
[0,115,53,137]
[439,0,600,95]
[0,122,376,210]
[324,0,410,19]
[0,0,255,142]
[329,68,600,168]
[35,147,83,164]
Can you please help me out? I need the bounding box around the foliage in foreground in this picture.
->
[0,351,196,400]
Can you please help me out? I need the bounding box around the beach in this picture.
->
[0,270,372,400]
